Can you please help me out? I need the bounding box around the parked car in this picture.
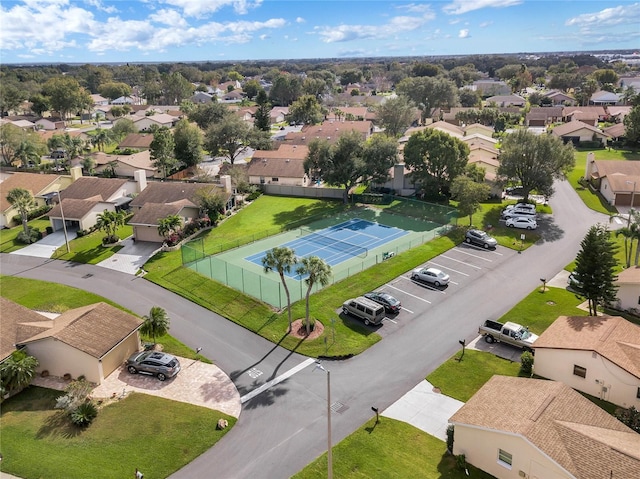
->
[501,208,537,219]
[364,291,401,314]
[504,186,524,197]
[126,351,181,381]
[503,203,536,212]
[567,272,583,291]
[465,229,498,249]
[411,267,450,286]
[505,217,538,230]
[342,296,386,325]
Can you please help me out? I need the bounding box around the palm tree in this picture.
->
[6,187,35,235]
[262,247,298,332]
[0,350,39,397]
[81,156,95,176]
[611,208,639,267]
[157,214,182,241]
[92,128,110,152]
[296,256,332,335]
[140,306,170,346]
[14,140,41,168]
[96,210,126,243]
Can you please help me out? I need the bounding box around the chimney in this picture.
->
[70,166,83,182]
[134,169,147,193]
[220,174,232,193]
[584,152,595,181]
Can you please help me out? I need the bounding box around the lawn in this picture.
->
[0,218,51,253]
[52,224,132,263]
[292,417,494,479]
[0,387,235,479]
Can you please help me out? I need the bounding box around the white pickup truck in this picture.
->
[478,320,538,352]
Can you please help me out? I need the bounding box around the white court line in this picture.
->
[440,255,482,269]
[240,357,316,404]
[428,261,470,276]
[385,283,431,304]
[454,249,494,262]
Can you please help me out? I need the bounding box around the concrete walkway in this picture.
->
[96,237,160,275]
[9,230,75,258]
[382,380,464,441]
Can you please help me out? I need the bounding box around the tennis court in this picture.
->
[245,219,408,279]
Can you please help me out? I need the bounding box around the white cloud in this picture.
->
[317,13,434,43]
[565,3,640,28]
[479,21,493,28]
[259,34,269,40]
[444,0,521,15]
[84,0,118,14]
[458,29,470,38]
[449,19,460,25]
[396,3,433,14]
[161,0,263,17]
[296,17,305,23]
[149,9,188,27]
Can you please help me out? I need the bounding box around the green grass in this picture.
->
[0,219,51,253]
[292,417,493,479]
[52,224,132,263]
[0,387,235,479]
[427,350,522,402]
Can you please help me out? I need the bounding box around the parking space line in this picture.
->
[400,276,447,294]
[384,317,398,324]
[429,261,471,276]
[454,249,494,262]
[386,283,431,304]
[400,307,414,314]
[439,255,482,269]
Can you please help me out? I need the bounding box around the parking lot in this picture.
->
[340,242,518,337]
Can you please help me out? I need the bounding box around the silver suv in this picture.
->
[126,351,181,381]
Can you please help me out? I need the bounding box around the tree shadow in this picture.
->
[229,330,290,382]
[37,410,82,439]
[535,216,565,243]
[236,379,290,410]
[565,315,609,332]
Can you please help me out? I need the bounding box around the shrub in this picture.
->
[616,406,640,433]
[16,227,42,244]
[246,190,262,202]
[70,401,98,427]
[11,204,52,224]
[76,229,88,237]
[520,351,534,376]
[456,454,466,470]
[46,226,53,234]
[446,424,455,453]
[102,235,119,245]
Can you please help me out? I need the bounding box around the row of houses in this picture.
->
[451,311,640,479]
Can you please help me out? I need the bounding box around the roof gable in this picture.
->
[0,172,61,212]
[129,182,226,209]
[0,298,51,361]
[60,177,128,201]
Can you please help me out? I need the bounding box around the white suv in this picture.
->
[501,208,537,219]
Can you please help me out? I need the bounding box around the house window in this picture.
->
[260,177,265,184]
[498,449,513,468]
[637,295,640,305]
[573,365,587,378]
[271,177,279,182]
[637,387,640,399]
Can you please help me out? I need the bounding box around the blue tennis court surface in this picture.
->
[245,218,409,279]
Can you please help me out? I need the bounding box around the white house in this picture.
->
[534,315,640,408]
[450,375,640,479]
[615,266,640,313]
[132,113,176,131]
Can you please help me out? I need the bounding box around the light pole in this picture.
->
[314,360,333,479]
[626,180,637,227]
[57,191,70,253]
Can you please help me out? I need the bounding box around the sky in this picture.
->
[0,0,639,64]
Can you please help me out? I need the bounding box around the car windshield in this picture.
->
[519,329,532,340]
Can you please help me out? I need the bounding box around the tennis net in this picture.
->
[298,227,368,258]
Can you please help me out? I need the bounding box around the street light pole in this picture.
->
[314,361,333,479]
[626,180,637,227]
[57,191,70,253]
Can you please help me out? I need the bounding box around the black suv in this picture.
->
[126,351,181,381]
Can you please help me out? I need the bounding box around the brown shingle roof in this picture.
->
[48,198,102,220]
[0,297,51,361]
[117,133,154,149]
[60,177,128,201]
[0,172,61,211]
[617,266,640,284]
[247,157,306,178]
[129,202,188,226]
[552,120,609,137]
[129,182,226,209]
[534,315,640,379]
[450,376,640,479]
[284,120,372,145]
[24,302,142,359]
[252,144,308,161]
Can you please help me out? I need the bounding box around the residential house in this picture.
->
[128,181,233,243]
[585,157,640,206]
[269,107,289,124]
[463,123,494,137]
[562,106,607,125]
[47,169,140,232]
[0,118,36,130]
[0,172,69,227]
[117,133,154,151]
[235,106,257,124]
[468,146,500,182]
[35,118,65,131]
[247,145,310,186]
[590,90,621,106]
[615,267,640,313]
[604,123,627,142]
[425,121,464,138]
[534,315,640,408]
[111,95,145,105]
[220,90,245,103]
[449,375,640,479]
[283,120,373,146]
[543,90,576,106]
[325,107,370,122]
[525,106,563,127]
[191,91,215,104]
[1,297,142,385]
[607,106,632,123]
[132,113,176,131]
[462,132,497,150]
[468,79,511,97]
[485,94,526,107]
[90,94,109,106]
[91,150,158,178]
[551,120,609,146]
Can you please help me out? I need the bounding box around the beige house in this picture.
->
[283,120,373,146]
[534,315,640,408]
[91,150,159,179]
[0,172,69,228]
[1,298,142,384]
[450,375,640,479]
[615,266,640,312]
[585,157,640,207]
[551,120,609,145]
[247,144,309,186]
[463,123,494,137]
[117,133,154,150]
[131,113,176,131]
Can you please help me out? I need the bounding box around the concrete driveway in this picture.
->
[96,237,160,275]
[10,229,76,258]
[91,357,241,418]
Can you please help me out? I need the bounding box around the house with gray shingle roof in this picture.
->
[534,315,640,408]
[449,375,640,479]
[1,297,142,385]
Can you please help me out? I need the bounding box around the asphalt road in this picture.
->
[0,179,610,478]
